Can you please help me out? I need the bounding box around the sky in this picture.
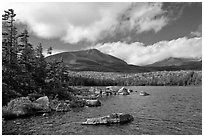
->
[2,2,202,65]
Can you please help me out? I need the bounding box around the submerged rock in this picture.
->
[82,113,134,125]
[85,99,101,107]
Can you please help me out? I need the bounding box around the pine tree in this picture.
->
[18,29,35,72]
[2,9,19,90]
[33,43,47,89]
[16,29,37,94]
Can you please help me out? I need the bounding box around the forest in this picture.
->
[67,70,202,86]
[2,9,202,106]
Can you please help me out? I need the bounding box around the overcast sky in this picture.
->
[2,2,202,65]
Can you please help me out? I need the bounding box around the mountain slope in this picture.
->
[145,57,202,71]
[46,50,202,72]
[147,57,201,67]
[45,49,137,72]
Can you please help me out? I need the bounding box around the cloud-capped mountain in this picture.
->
[46,49,202,72]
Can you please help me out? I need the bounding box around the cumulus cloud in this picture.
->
[94,37,202,66]
[4,2,130,43]
[3,2,174,44]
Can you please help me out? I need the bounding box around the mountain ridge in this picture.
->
[146,57,202,67]
[45,49,202,72]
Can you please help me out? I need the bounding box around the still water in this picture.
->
[2,86,202,135]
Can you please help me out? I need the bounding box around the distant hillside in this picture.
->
[147,57,201,67]
[46,49,202,72]
[145,57,202,71]
[45,49,142,72]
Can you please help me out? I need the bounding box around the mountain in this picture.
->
[46,49,202,72]
[145,57,202,71]
[45,49,143,72]
[147,57,201,67]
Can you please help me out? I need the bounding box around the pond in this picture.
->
[2,86,202,135]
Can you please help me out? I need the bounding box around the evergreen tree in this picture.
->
[2,9,18,69]
[2,9,19,90]
[18,29,35,72]
[33,43,47,89]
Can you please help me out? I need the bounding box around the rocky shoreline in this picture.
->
[2,86,149,121]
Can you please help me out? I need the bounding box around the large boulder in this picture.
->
[2,97,42,119]
[85,99,101,107]
[6,97,34,116]
[82,113,134,125]
[118,87,130,95]
[33,96,50,112]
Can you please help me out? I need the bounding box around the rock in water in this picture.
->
[139,91,149,96]
[89,87,95,93]
[128,89,133,93]
[85,99,101,107]
[82,113,134,125]
[118,87,130,95]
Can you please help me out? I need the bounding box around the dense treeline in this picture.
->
[2,9,71,106]
[67,70,202,86]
